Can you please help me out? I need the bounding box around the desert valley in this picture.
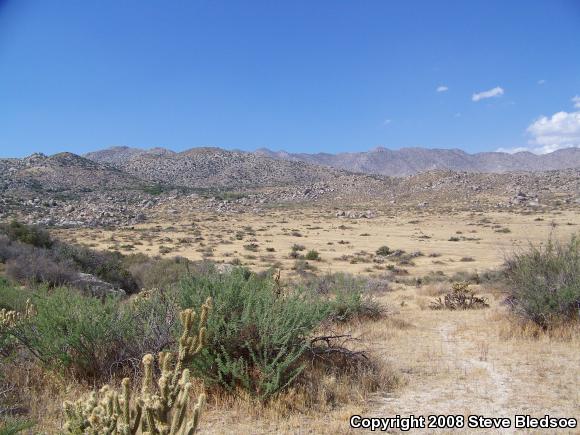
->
[0,146,578,433]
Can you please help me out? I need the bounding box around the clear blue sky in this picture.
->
[1,0,579,157]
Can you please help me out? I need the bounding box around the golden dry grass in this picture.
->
[54,209,579,280]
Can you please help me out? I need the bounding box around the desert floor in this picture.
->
[58,208,579,279]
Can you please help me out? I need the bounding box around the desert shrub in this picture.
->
[178,268,330,400]
[0,223,137,293]
[0,279,30,356]
[305,250,320,261]
[159,245,172,255]
[0,278,30,312]
[375,246,391,256]
[9,287,135,379]
[243,243,259,252]
[322,274,385,321]
[299,273,386,322]
[5,250,76,287]
[430,282,489,310]
[0,221,52,249]
[123,288,181,360]
[0,418,35,435]
[0,236,14,263]
[328,290,384,322]
[127,255,190,290]
[291,244,305,252]
[293,259,317,275]
[504,234,580,328]
[0,237,39,265]
[51,242,138,293]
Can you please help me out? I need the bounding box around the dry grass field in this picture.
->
[57,208,579,279]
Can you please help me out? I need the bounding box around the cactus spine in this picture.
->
[63,298,212,435]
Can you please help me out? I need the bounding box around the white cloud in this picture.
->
[524,110,580,153]
[537,79,546,85]
[472,86,504,102]
[496,146,532,154]
[382,119,392,125]
[572,95,580,108]
[436,85,448,92]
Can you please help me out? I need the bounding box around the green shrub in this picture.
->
[0,279,31,357]
[0,418,35,435]
[312,273,385,321]
[504,234,580,328]
[10,287,134,379]
[126,255,191,289]
[375,246,391,256]
[178,268,330,400]
[0,278,30,311]
[305,250,320,261]
[51,242,138,293]
[141,183,166,195]
[0,221,52,249]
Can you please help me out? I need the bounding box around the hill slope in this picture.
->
[0,152,150,197]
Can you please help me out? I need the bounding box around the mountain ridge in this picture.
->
[84,146,580,177]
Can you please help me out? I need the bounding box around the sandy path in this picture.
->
[374,315,515,434]
[367,294,580,434]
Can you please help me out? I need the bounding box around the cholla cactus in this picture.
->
[0,299,36,328]
[430,282,488,310]
[63,298,212,435]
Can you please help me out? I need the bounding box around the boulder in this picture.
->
[71,273,125,298]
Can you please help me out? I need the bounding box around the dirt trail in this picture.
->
[368,295,580,434]
[373,311,517,434]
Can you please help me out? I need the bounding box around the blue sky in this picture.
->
[1,0,580,157]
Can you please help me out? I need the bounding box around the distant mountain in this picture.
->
[254,146,580,176]
[86,146,580,177]
[84,146,385,189]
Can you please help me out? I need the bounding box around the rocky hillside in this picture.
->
[0,152,165,227]
[1,149,579,228]
[389,169,580,208]
[255,146,580,176]
[85,146,386,189]
[0,152,151,197]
